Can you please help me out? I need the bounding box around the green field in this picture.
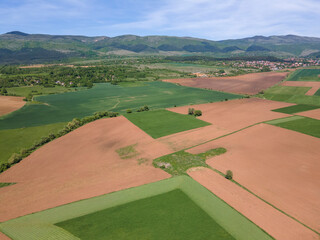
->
[272,104,320,114]
[0,176,273,240]
[0,82,241,130]
[262,86,320,106]
[0,122,66,164]
[56,190,235,240]
[6,85,79,97]
[267,116,320,138]
[287,69,320,81]
[125,109,210,138]
[315,88,320,96]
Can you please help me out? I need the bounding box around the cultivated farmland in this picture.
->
[0,81,241,130]
[287,69,320,81]
[0,96,25,116]
[163,71,289,95]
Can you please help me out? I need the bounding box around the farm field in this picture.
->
[262,85,320,106]
[272,104,320,114]
[125,109,210,138]
[201,123,320,233]
[0,81,241,130]
[189,168,318,240]
[267,116,320,138]
[0,116,172,222]
[281,81,320,95]
[0,96,25,116]
[163,71,289,95]
[57,190,235,240]
[0,176,273,240]
[287,69,320,81]
[0,122,66,164]
[158,98,293,151]
[297,108,320,120]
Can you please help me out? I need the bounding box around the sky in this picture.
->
[0,0,320,40]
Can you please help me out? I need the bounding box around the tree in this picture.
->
[126,109,132,113]
[194,110,202,116]
[188,108,195,115]
[0,87,7,95]
[225,170,233,180]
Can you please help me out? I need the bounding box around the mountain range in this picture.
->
[1,31,320,64]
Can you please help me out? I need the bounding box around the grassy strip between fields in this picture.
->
[272,104,320,114]
[0,176,273,240]
[266,116,320,138]
[153,148,226,175]
[125,109,210,138]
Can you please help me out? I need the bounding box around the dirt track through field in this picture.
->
[160,98,294,151]
[188,168,319,240]
[0,116,171,222]
[191,123,320,232]
[297,108,320,120]
[0,96,25,116]
[163,71,289,95]
[281,81,320,95]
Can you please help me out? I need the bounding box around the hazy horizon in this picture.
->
[1,0,320,41]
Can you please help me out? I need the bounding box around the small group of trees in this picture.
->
[0,110,118,174]
[188,108,202,116]
[137,105,149,112]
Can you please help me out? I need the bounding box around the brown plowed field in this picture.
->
[188,168,319,240]
[0,116,171,222]
[159,98,293,151]
[163,71,289,95]
[0,232,11,240]
[0,96,25,116]
[196,123,320,232]
[281,81,320,95]
[297,108,320,120]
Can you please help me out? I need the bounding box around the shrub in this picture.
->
[194,110,202,116]
[143,105,149,111]
[8,153,22,164]
[109,112,119,117]
[126,109,132,114]
[0,87,7,95]
[188,108,195,115]
[225,170,233,180]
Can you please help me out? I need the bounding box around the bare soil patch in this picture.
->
[163,72,289,95]
[0,96,25,116]
[0,116,171,222]
[201,123,320,232]
[281,81,320,95]
[297,108,320,120]
[188,167,319,240]
[0,232,11,240]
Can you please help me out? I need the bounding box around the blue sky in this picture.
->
[0,0,320,40]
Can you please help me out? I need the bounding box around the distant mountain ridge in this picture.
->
[1,31,320,64]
